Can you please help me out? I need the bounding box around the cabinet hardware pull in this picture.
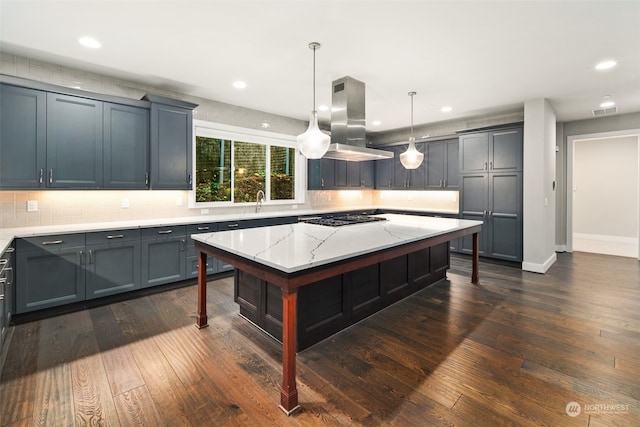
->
[79,250,84,265]
[227,223,239,228]
[89,250,93,264]
[484,162,487,171]
[39,169,44,184]
[489,210,493,219]
[0,295,4,301]
[0,259,7,267]
[49,169,54,184]
[5,247,15,253]
[42,240,63,245]
[157,230,173,234]
[181,239,185,251]
[444,179,447,187]
[197,227,210,231]
[321,178,324,187]
[107,234,124,239]
[188,174,192,185]
[489,161,493,170]
[145,173,149,186]
[5,267,13,285]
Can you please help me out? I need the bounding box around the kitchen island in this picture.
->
[192,213,482,415]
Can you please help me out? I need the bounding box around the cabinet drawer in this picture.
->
[17,233,85,252]
[187,223,218,236]
[141,225,186,240]
[86,228,140,245]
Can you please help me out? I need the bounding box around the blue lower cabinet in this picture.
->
[141,226,187,288]
[16,234,86,313]
[85,229,141,299]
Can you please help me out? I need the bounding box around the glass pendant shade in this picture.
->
[297,42,330,159]
[399,138,424,169]
[297,111,330,159]
[400,91,424,169]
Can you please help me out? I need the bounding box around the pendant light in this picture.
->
[399,91,424,169]
[297,42,330,159]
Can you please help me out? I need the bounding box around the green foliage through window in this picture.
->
[195,135,296,204]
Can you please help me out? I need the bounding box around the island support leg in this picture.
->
[279,288,300,415]
[472,232,479,285]
[196,251,209,328]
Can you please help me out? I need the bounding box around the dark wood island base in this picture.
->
[195,226,480,415]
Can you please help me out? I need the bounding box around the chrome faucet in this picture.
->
[255,190,265,213]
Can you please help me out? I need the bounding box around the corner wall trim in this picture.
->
[522,252,558,274]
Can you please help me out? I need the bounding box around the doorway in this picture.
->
[567,130,640,259]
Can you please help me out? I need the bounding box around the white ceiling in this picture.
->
[1,1,639,132]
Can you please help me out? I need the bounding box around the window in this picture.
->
[192,121,304,207]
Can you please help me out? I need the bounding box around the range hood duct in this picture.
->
[322,76,393,161]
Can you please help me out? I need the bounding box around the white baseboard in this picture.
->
[573,233,638,258]
[522,252,558,274]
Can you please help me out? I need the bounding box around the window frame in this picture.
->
[190,120,306,208]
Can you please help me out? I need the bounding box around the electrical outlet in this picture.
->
[121,198,130,208]
[27,200,38,212]
[200,209,210,215]
[291,205,298,209]
[176,197,183,207]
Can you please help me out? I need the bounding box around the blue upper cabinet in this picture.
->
[103,103,150,189]
[46,93,104,188]
[144,95,198,190]
[0,84,47,189]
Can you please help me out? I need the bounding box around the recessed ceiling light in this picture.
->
[318,104,329,111]
[371,120,381,126]
[600,101,615,108]
[232,81,247,89]
[78,36,101,49]
[595,60,617,70]
[440,106,452,113]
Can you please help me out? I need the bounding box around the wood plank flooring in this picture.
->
[1,252,639,426]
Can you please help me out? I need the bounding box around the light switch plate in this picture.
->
[27,200,38,212]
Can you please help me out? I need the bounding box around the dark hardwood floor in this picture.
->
[1,252,639,426]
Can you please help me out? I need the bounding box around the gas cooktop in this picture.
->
[302,214,387,227]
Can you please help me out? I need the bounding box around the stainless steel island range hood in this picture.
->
[321,76,393,161]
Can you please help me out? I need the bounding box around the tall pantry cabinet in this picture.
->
[458,127,523,262]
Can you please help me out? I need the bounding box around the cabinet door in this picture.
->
[488,172,523,261]
[375,156,393,189]
[0,85,46,189]
[309,158,336,189]
[86,241,141,299]
[489,128,523,172]
[141,233,187,288]
[347,161,361,187]
[459,132,489,174]
[150,103,192,189]
[459,173,489,256]
[444,139,459,189]
[426,141,445,189]
[360,161,374,188]
[16,246,85,313]
[1,246,15,347]
[104,103,149,189]
[47,93,103,188]
[334,159,348,188]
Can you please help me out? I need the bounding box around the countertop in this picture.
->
[0,205,459,255]
[192,213,480,273]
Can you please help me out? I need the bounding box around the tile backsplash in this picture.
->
[0,189,458,229]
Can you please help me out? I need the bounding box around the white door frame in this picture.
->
[566,129,640,260]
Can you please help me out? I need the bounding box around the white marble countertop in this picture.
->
[0,206,458,255]
[192,213,481,273]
